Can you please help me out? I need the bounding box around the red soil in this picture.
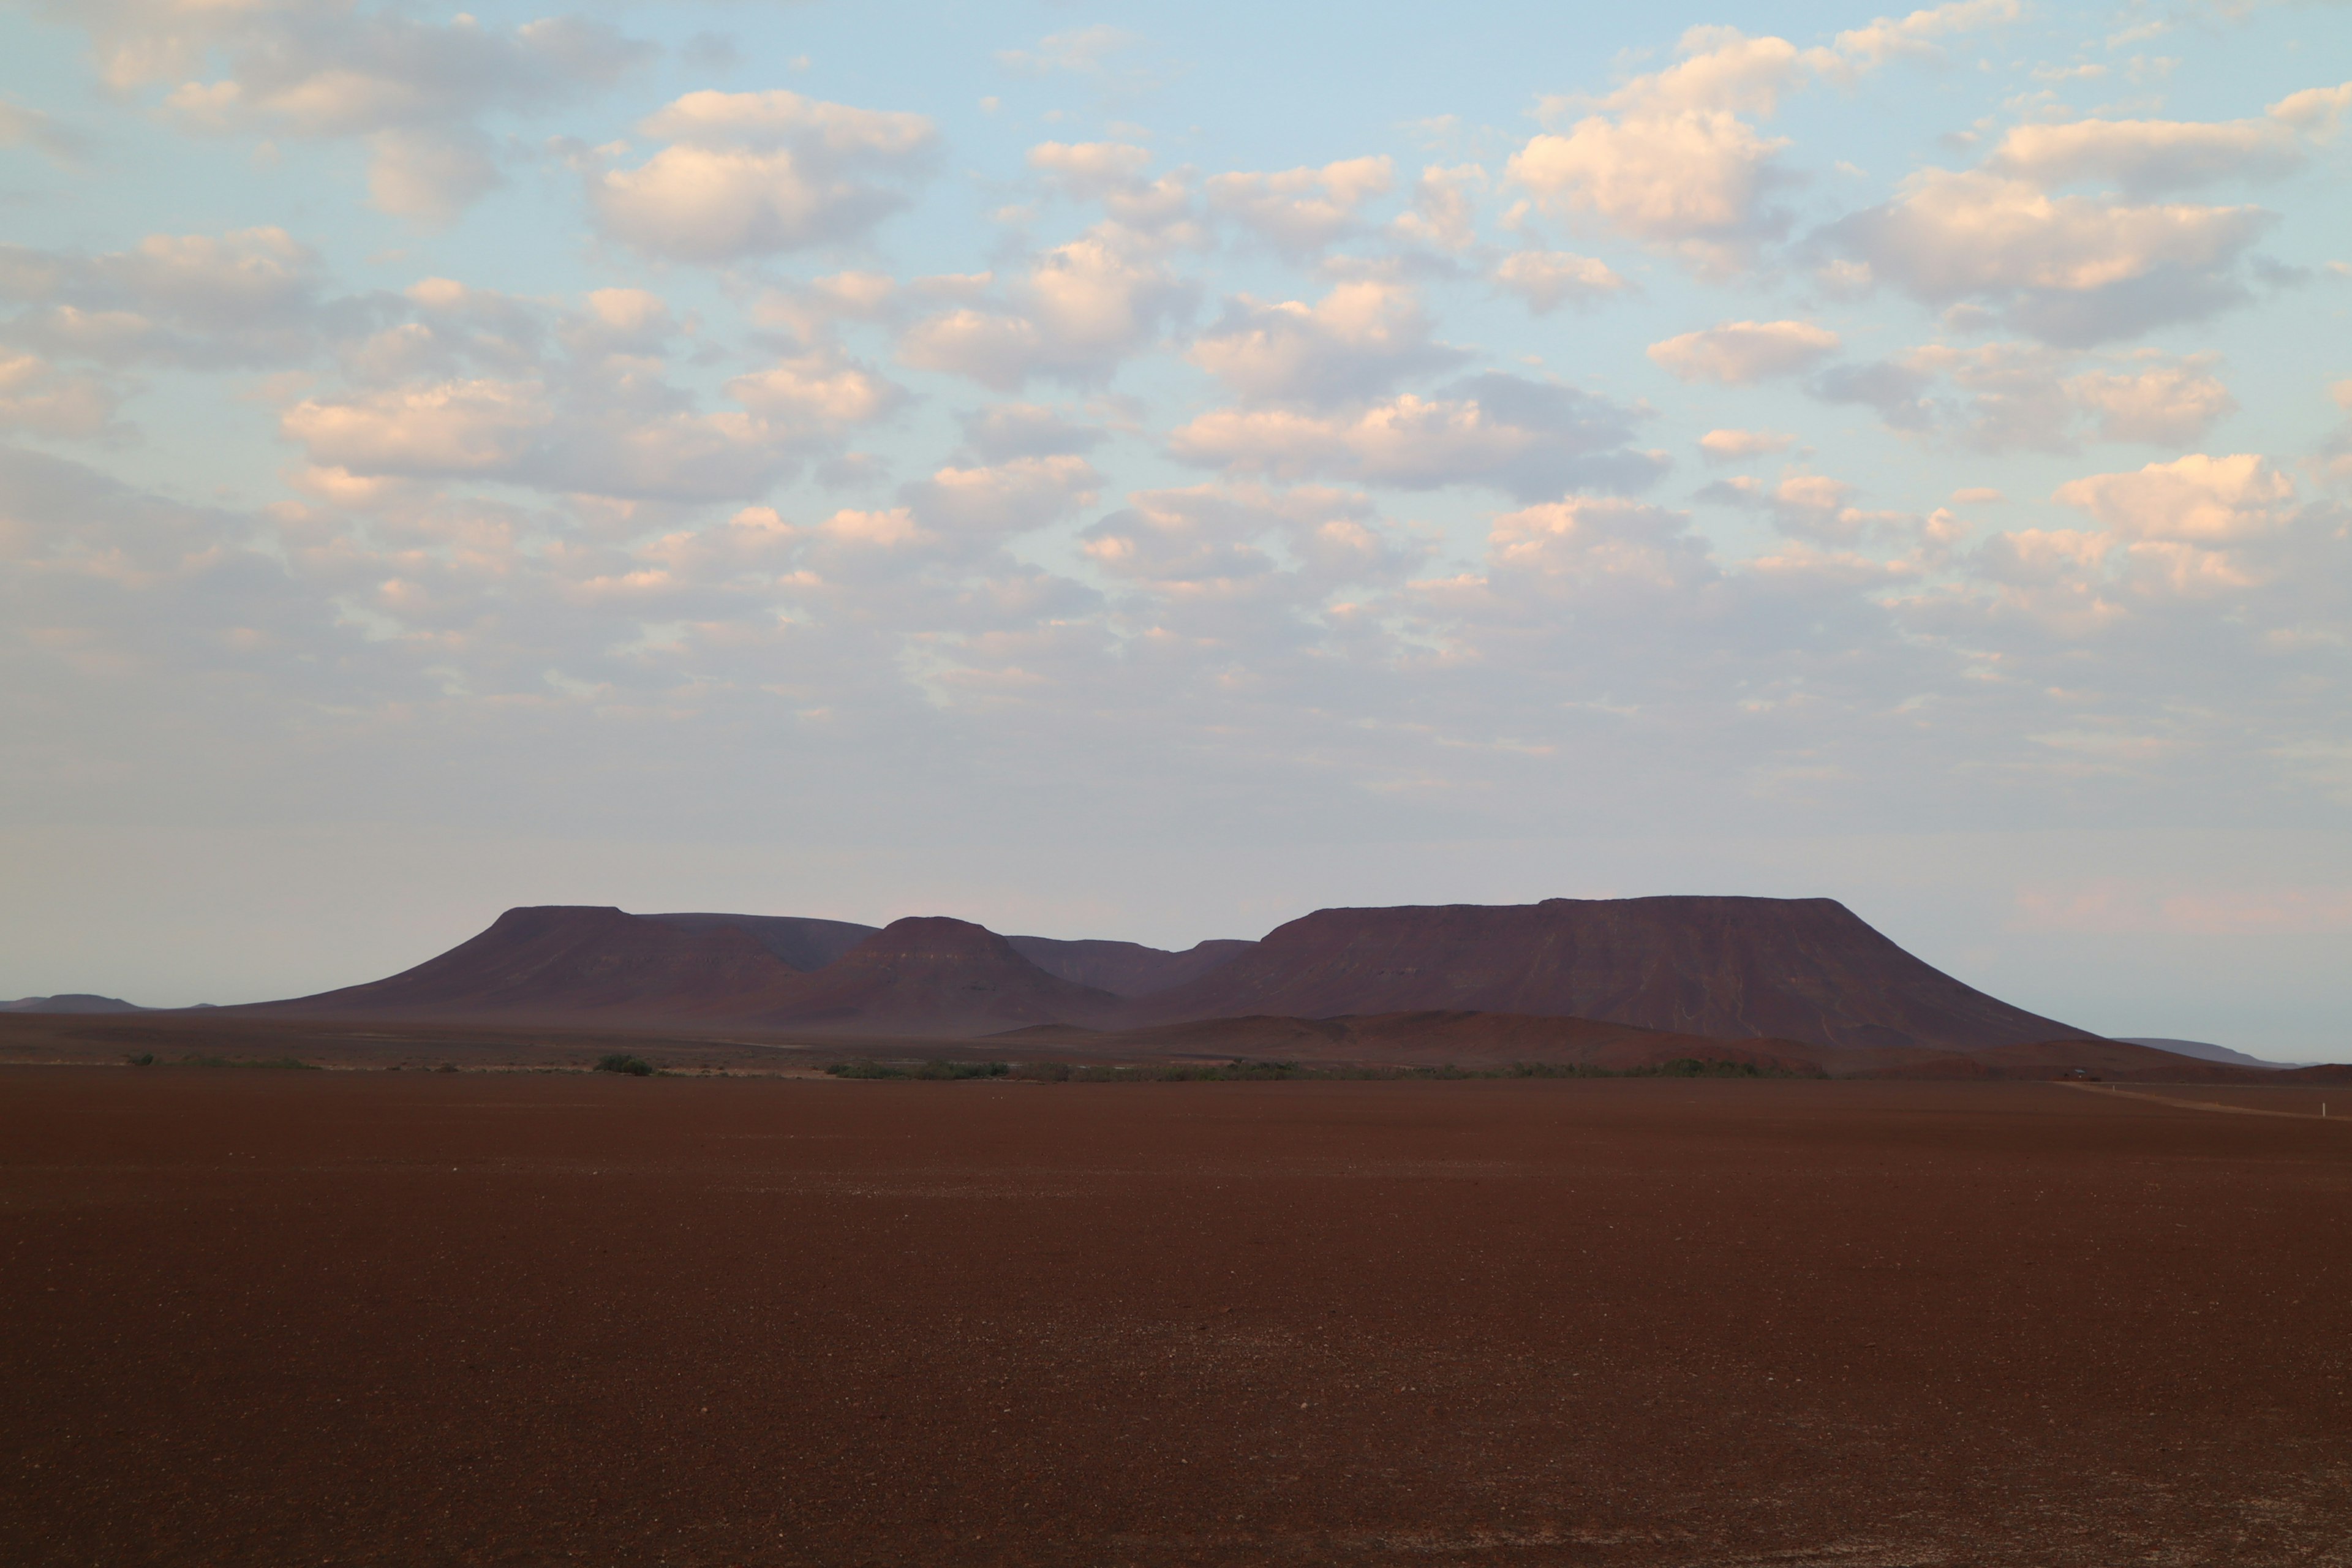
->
[4,1069,2348,1567]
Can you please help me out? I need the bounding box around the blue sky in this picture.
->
[2,0,2348,1056]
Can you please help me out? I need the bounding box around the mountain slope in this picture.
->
[1125,897,2089,1052]
[243,906,804,1020]
[750,918,1126,1035]
[1006,936,1255,997]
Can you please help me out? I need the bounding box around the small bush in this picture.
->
[594,1054,655,1077]
[124,1052,155,1067]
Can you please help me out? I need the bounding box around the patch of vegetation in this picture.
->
[593,1054,655,1077]
[823,1056,1823,1083]
[826,1059,1009,1080]
[124,1052,155,1067]
[176,1055,320,1070]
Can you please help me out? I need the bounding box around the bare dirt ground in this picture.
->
[4,1069,2348,1567]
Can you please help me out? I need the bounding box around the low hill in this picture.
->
[748,918,1126,1036]
[1127,897,2089,1053]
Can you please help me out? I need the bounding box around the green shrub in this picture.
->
[124,1052,155,1067]
[594,1054,655,1077]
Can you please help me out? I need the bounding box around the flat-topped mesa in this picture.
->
[1122,895,2092,1052]
[240,905,804,1020]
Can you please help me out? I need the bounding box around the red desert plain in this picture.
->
[5,1062,2349,1567]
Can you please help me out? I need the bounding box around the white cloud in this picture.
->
[1392,165,1484,252]
[1988,116,2304,197]
[726,349,907,428]
[959,404,1104,463]
[900,455,1101,537]
[0,353,118,438]
[1833,0,2021,68]
[897,232,1190,388]
[0,228,333,369]
[1648,320,1839,383]
[1827,342,2236,450]
[1507,27,1834,273]
[1205,157,1395,255]
[1699,428,1795,461]
[1823,169,2273,344]
[1188,281,1466,404]
[1493,251,1627,313]
[2054,453,2294,541]
[83,6,652,223]
[1028,141,1196,235]
[2064,358,2236,444]
[590,90,937,263]
[1168,372,1663,501]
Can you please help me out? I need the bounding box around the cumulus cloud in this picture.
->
[1205,157,1395,255]
[1833,0,2021,68]
[2054,453,2294,542]
[80,4,654,222]
[897,231,1191,388]
[1818,342,2236,450]
[1822,169,2275,344]
[726,349,908,429]
[1493,250,1627,313]
[1392,165,1485,252]
[0,353,118,438]
[899,455,1101,538]
[1188,281,1467,404]
[1507,27,1817,274]
[1028,142,1196,236]
[590,90,937,263]
[1649,319,1839,383]
[270,285,865,503]
[957,404,1106,463]
[1987,116,2304,197]
[2064,358,2236,444]
[0,228,343,369]
[1168,372,1664,501]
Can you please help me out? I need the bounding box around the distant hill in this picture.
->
[2115,1037,2286,1070]
[1124,897,2089,1052]
[0,994,146,1014]
[228,895,2098,1053]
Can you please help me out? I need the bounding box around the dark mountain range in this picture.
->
[232,894,2093,1052]
[1,993,148,1014]
[2115,1036,2285,1069]
[1124,897,2089,1052]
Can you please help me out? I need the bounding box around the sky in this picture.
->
[1,0,2348,1058]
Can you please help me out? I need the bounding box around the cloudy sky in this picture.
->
[2,0,2348,1055]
